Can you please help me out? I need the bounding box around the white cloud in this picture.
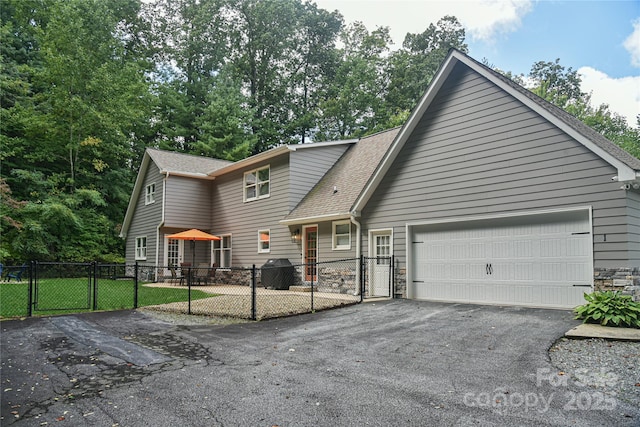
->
[623,18,640,67]
[579,66,640,126]
[456,0,533,42]
[313,0,533,47]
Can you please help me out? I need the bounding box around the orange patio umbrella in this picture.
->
[166,229,221,272]
[167,229,222,242]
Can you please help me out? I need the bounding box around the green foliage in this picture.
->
[2,0,637,264]
[386,16,468,114]
[574,291,640,329]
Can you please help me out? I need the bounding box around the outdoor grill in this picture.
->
[261,258,294,290]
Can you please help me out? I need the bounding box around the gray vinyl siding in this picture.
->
[164,176,213,229]
[211,154,300,266]
[315,221,357,261]
[125,162,163,265]
[289,145,350,210]
[361,62,630,269]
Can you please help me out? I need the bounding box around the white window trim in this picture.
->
[145,183,155,205]
[212,234,232,268]
[135,236,147,260]
[243,165,270,202]
[258,229,271,253]
[332,220,351,250]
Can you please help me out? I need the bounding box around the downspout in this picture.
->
[350,215,361,296]
[155,172,168,279]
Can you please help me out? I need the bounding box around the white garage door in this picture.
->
[410,210,592,309]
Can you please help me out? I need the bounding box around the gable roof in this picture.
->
[353,49,640,214]
[281,127,400,225]
[147,148,232,177]
[120,148,232,237]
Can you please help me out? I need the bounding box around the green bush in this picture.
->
[574,291,640,328]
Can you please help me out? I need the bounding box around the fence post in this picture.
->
[134,262,139,309]
[27,261,34,317]
[390,255,395,299]
[187,266,192,315]
[92,261,98,310]
[310,263,315,312]
[359,256,364,302]
[251,265,256,321]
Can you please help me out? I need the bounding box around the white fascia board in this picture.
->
[455,53,637,181]
[160,170,216,180]
[352,54,460,213]
[120,152,152,238]
[280,213,352,226]
[208,146,290,177]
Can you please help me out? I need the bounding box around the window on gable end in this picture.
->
[145,183,155,205]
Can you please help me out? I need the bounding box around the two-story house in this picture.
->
[121,49,640,309]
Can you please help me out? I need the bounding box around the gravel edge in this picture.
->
[549,337,640,410]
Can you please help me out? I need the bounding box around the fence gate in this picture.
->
[32,262,94,313]
[363,256,394,298]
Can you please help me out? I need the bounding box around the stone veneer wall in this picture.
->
[593,268,640,302]
[394,267,406,298]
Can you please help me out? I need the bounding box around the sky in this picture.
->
[314,0,640,127]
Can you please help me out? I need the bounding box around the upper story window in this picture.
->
[258,229,270,253]
[332,220,351,250]
[244,166,270,202]
[145,183,155,205]
[135,236,147,260]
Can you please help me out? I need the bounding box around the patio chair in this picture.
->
[194,263,213,286]
[6,263,27,282]
[179,262,192,286]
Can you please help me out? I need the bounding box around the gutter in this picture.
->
[350,215,361,296]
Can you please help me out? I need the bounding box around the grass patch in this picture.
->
[0,278,212,318]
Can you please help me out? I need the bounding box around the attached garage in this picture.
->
[408,209,593,309]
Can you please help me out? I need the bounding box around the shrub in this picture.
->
[574,291,640,328]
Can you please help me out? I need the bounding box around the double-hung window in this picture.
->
[332,220,351,250]
[244,166,270,202]
[258,229,270,253]
[212,234,232,268]
[135,236,147,260]
[145,183,155,205]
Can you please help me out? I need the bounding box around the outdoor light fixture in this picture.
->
[291,229,301,243]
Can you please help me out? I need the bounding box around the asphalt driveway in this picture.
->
[1,300,638,426]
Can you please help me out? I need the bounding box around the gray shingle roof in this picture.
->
[147,148,232,175]
[284,127,400,222]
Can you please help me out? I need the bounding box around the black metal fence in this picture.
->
[0,257,395,320]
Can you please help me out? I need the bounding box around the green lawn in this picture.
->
[0,279,212,318]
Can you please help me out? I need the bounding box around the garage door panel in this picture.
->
[411,210,592,309]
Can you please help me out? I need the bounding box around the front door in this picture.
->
[304,226,318,282]
[370,230,392,297]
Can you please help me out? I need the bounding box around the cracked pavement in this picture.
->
[1,301,639,426]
